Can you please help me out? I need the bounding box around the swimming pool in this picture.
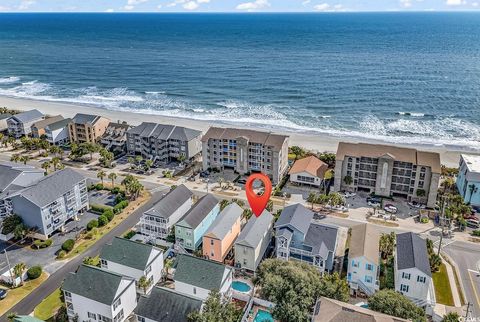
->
[232,281,251,293]
[254,309,274,322]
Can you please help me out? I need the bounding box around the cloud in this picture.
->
[313,2,346,11]
[446,0,467,4]
[473,2,479,6]
[400,0,412,7]
[197,0,210,3]
[0,6,10,11]
[124,0,148,10]
[124,5,135,10]
[183,1,199,9]
[313,3,330,10]
[157,4,163,9]
[105,8,115,12]
[302,0,311,5]
[18,0,35,10]
[236,0,270,10]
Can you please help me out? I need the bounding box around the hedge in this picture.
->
[27,266,42,280]
[33,239,53,249]
[103,209,114,221]
[87,219,98,231]
[89,203,113,214]
[113,200,129,214]
[57,250,66,259]
[62,239,75,252]
[98,215,108,227]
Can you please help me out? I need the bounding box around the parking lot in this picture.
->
[89,190,116,207]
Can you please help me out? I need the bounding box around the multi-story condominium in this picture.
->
[126,122,202,164]
[289,155,328,188]
[395,232,435,311]
[234,210,273,271]
[275,204,338,273]
[44,118,71,145]
[0,163,44,222]
[201,127,289,184]
[69,113,111,143]
[202,203,242,263]
[334,142,441,208]
[175,194,220,252]
[173,254,233,301]
[312,297,408,322]
[2,168,88,239]
[134,287,202,322]
[99,237,164,295]
[7,109,44,138]
[456,154,480,207]
[31,115,64,138]
[62,264,137,322]
[101,121,131,153]
[0,113,12,132]
[347,224,380,296]
[139,185,193,243]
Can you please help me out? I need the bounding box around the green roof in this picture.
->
[62,265,133,305]
[14,316,44,322]
[174,254,230,290]
[100,237,160,271]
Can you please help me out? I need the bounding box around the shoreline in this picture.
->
[0,95,468,167]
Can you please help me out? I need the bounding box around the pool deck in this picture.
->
[246,306,275,322]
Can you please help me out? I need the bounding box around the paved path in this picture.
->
[0,191,167,322]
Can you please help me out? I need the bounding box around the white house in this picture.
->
[395,232,435,312]
[139,184,193,243]
[99,237,164,295]
[44,118,71,145]
[289,155,328,187]
[347,223,380,296]
[7,109,44,138]
[62,265,137,322]
[173,254,233,301]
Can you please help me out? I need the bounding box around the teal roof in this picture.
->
[174,254,230,290]
[100,237,160,271]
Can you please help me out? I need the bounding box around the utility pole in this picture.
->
[465,301,472,320]
[438,196,446,256]
[4,249,12,283]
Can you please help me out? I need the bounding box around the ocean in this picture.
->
[0,13,479,150]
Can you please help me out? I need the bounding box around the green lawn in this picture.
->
[432,263,454,306]
[34,288,63,321]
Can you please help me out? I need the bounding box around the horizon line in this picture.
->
[1,10,480,14]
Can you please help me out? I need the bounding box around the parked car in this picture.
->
[0,289,7,300]
[367,196,381,203]
[384,204,398,214]
[199,171,210,178]
[408,201,426,209]
[314,212,326,220]
[237,179,247,184]
[464,213,478,220]
[367,201,381,208]
[343,191,356,198]
[466,218,480,229]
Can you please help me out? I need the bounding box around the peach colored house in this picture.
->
[203,203,243,263]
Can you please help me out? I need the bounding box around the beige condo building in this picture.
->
[68,113,111,144]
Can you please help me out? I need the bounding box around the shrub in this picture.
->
[473,230,480,237]
[27,266,42,280]
[420,217,429,224]
[45,239,53,247]
[113,200,129,214]
[87,184,96,191]
[103,209,114,222]
[86,219,98,231]
[57,250,66,259]
[62,239,75,252]
[33,238,53,249]
[95,183,104,190]
[124,230,136,239]
[98,215,108,227]
[89,204,112,214]
[85,232,95,239]
[111,187,121,194]
[115,193,126,204]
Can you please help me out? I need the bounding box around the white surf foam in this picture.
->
[0,76,20,84]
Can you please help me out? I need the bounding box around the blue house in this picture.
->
[457,154,480,207]
[274,203,339,273]
[175,194,220,251]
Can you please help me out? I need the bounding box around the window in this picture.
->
[113,298,121,310]
[402,272,411,280]
[417,276,426,283]
[145,265,152,275]
[210,239,214,245]
[365,263,373,271]
[64,291,72,299]
[364,276,373,283]
[400,284,409,293]
[211,251,214,257]
[88,312,97,320]
[243,259,247,265]
[352,260,359,268]
[114,309,124,322]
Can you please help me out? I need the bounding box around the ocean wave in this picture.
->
[396,111,430,117]
[0,76,20,84]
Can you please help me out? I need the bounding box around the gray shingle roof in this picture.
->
[18,168,85,207]
[236,210,273,248]
[145,185,192,219]
[62,265,133,306]
[0,162,43,192]
[31,115,64,130]
[205,203,242,240]
[46,118,72,131]
[128,122,201,142]
[396,232,431,277]
[275,203,313,235]
[72,113,102,125]
[100,237,161,271]
[0,113,12,120]
[134,287,202,322]
[304,223,338,257]
[201,127,288,151]
[9,109,43,123]
[174,254,230,290]
[349,224,379,265]
[177,194,219,229]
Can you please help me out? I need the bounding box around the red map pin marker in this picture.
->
[245,173,272,217]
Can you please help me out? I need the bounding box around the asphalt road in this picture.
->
[0,191,167,322]
[444,241,480,318]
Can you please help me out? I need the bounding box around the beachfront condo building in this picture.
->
[7,109,44,138]
[31,115,64,138]
[201,127,289,184]
[101,121,132,153]
[1,168,89,240]
[334,142,441,208]
[456,154,480,208]
[68,113,111,144]
[126,122,202,164]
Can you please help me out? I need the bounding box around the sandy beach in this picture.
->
[0,95,466,167]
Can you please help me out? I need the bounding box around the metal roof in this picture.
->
[9,109,43,123]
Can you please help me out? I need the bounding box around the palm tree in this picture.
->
[13,262,26,286]
[108,172,117,188]
[97,170,106,186]
[379,232,396,260]
[130,180,143,200]
[343,175,353,185]
[51,157,61,171]
[7,312,17,322]
[178,153,186,166]
[41,161,51,175]
[145,159,153,172]
[218,177,224,190]
[163,258,174,279]
[19,155,30,165]
[10,154,20,163]
[138,275,152,294]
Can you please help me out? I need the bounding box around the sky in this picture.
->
[0,0,479,12]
